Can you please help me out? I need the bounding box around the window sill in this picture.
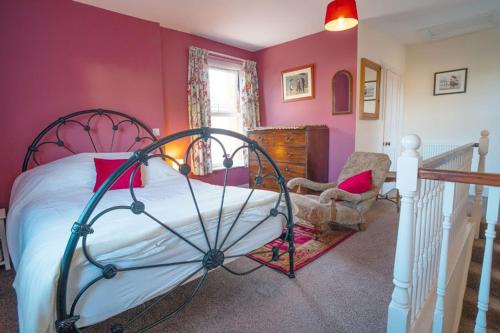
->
[212,164,246,172]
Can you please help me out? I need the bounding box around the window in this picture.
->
[209,66,244,169]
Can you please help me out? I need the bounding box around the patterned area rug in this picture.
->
[248,223,357,274]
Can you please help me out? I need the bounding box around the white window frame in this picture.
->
[208,59,245,170]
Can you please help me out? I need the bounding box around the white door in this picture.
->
[381,69,403,194]
[381,69,403,172]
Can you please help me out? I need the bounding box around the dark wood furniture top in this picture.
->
[248,125,329,191]
[386,171,396,183]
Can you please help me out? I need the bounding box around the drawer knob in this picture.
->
[284,167,291,173]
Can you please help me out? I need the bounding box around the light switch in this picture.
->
[152,128,160,136]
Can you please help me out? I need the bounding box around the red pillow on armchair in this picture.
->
[93,158,142,192]
[337,170,372,194]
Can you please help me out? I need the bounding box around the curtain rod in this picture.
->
[207,50,246,63]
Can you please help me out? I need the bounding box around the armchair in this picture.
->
[287,152,391,237]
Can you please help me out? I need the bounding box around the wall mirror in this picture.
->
[359,58,382,120]
[332,70,353,115]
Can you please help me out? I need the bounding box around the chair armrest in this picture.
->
[287,178,338,192]
[319,188,378,204]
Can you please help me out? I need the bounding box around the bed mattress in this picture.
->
[7,153,285,332]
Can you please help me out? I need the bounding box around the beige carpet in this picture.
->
[0,200,399,333]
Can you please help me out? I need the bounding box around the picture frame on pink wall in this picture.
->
[281,64,315,102]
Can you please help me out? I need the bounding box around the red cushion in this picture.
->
[93,158,142,192]
[338,170,372,194]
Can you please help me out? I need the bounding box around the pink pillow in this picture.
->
[93,158,142,192]
[338,170,372,194]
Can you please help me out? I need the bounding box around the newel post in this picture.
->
[473,130,489,238]
[387,135,421,333]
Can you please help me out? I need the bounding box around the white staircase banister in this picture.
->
[386,130,495,333]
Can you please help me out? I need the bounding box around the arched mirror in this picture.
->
[332,70,353,115]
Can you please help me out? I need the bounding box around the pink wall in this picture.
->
[255,29,358,180]
[160,28,255,186]
[0,1,255,207]
[0,0,164,208]
[0,1,358,208]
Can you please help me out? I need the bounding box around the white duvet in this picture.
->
[7,153,284,333]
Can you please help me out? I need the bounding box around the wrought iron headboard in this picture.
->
[22,109,158,172]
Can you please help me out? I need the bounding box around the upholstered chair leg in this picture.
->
[297,185,304,194]
[315,200,338,242]
[330,199,337,222]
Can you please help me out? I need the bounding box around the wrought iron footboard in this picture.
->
[54,127,295,333]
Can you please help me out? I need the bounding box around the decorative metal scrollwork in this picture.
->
[22,109,158,172]
[55,127,295,332]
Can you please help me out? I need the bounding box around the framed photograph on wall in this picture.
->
[363,80,377,101]
[434,68,468,96]
[282,64,315,102]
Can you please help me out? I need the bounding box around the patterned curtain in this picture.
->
[240,60,261,131]
[188,46,212,175]
[240,60,261,166]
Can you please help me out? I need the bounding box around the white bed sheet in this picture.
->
[7,154,284,333]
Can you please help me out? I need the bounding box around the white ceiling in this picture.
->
[74,0,500,50]
[363,0,500,44]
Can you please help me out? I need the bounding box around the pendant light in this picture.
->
[324,0,358,32]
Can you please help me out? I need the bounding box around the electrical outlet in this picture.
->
[152,128,160,136]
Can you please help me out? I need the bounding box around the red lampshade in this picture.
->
[324,0,358,32]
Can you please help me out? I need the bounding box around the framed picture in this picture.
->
[434,68,468,96]
[364,80,377,101]
[282,64,315,102]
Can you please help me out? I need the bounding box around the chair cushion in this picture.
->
[337,170,372,194]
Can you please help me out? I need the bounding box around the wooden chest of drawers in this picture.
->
[247,125,329,191]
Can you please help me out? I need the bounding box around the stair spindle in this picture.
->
[473,130,489,238]
[474,186,500,333]
[433,181,456,333]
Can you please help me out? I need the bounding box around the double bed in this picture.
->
[7,109,294,333]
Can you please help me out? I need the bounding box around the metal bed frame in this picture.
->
[22,109,295,333]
